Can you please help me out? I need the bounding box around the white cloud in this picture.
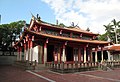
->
[42,0,120,34]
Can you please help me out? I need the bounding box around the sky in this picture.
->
[0,0,120,34]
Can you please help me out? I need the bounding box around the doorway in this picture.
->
[66,46,73,61]
[47,45,54,62]
[103,50,108,60]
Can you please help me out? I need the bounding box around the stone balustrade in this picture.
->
[45,62,99,73]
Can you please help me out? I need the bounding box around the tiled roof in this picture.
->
[106,44,120,51]
[26,30,108,45]
[35,20,99,36]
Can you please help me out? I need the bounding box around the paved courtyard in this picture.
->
[0,65,120,82]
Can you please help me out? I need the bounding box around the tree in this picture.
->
[98,33,108,41]
[100,19,120,43]
[58,23,66,28]
[0,20,25,55]
[111,19,120,43]
[103,23,114,42]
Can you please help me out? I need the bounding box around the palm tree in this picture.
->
[111,19,120,43]
[103,23,114,42]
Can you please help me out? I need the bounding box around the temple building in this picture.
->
[14,16,111,66]
[106,44,120,61]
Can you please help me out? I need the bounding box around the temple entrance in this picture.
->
[92,52,95,62]
[97,51,102,62]
[47,45,54,62]
[86,48,90,61]
[103,50,108,60]
[66,46,73,61]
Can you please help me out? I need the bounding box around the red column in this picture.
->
[24,40,26,61]
[27,39,30,61]
[62,44,66,62]
[78,47,81,62]
[95,48,98,62]
[19,46,22,61]
[43,42,47,64]
[87,48,90,62]
[58,47,61,63]
[81,48,84,62]
[101,47,104,61]
[30,40,33,62]
[84,46,87,63]
[89,49,92,62]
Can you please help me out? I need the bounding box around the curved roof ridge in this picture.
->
[35,19,98,35]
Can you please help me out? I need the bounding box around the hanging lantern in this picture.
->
[93,36,96,39]
[60,30,62,34]
[80,34,82,37]
[46,38,49,43]
[39,26,42,31]
[32,36,34,41]
[86,44,89,47]
[97,45,99,48]
[65,41,68,45]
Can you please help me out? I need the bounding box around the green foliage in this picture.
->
[99,19,120,43]
[0,20,24,51]
[98,33,107,41]
[58,23,66,27]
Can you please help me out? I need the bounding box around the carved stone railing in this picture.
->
[45,62,99,73]
[100,61,120,71]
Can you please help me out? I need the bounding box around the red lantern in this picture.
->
[32,36,34,41]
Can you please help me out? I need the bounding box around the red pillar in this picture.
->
[27,39,30,61]
[89,49,92,62]
[30,40,33,62]
[24,40,26,61]
[78,47,81,62]
[43,42,47,64]
[19,46,22,61]
[84,46,87,63]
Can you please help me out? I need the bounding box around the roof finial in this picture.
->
[56,20,58,25]
[37,14,41,21]
[30,12,35,20]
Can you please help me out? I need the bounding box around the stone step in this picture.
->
[107,67,112,71]
[14,61,35,70]
[34,64,48,70]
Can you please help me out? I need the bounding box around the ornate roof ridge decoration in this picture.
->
[32,15,98,36]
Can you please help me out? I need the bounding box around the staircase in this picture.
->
[14,61,34,70]
[106,67,112,71]
[100,62,113,71]
[14,61,48,70]
[34,64,48,70]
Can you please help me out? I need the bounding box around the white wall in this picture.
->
[26,50,28,60]
[33,46,38,62]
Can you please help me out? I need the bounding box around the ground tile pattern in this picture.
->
[0,66,120,82]
[0,66,48,82]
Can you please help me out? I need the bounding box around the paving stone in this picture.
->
[0,65,120,82]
